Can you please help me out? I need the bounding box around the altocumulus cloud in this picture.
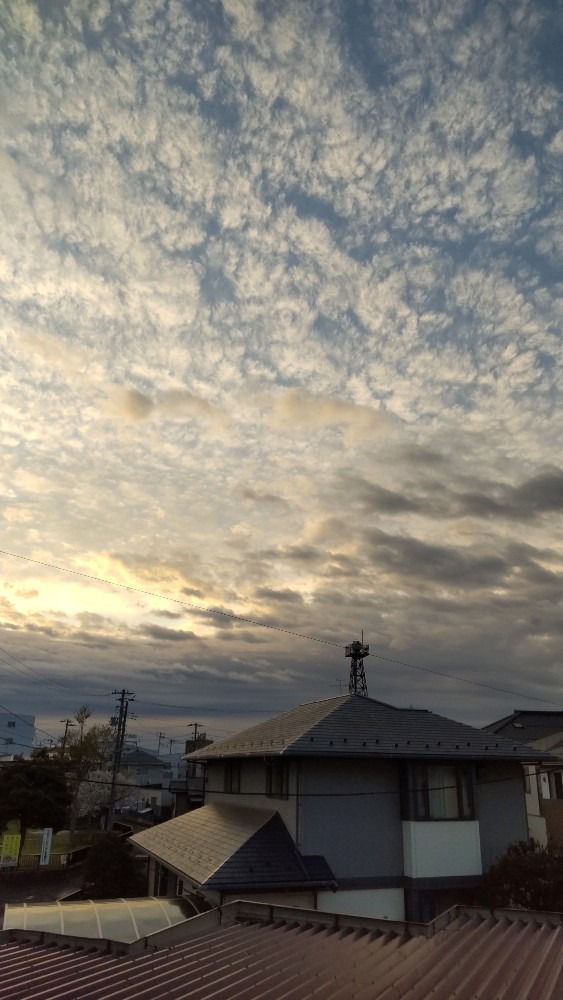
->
[0,0,562,736]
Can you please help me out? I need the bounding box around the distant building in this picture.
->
[484,710,563,846]
[0,713,35,759]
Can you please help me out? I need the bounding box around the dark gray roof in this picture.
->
[131,804,335,890]
[121,749,162,766]
[484,711,563,743]
[189,695,550,763]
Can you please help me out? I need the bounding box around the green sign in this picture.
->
[0,833,21,867]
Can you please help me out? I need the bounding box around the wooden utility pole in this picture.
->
[186,721,200,754]
[60,719,76,754]
[106,689,134,831]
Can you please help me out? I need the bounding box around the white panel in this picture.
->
[402,821,482,877]
[317,888,404,921]
[528,815,547,845]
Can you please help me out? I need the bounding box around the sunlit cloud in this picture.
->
[0,0,562,743]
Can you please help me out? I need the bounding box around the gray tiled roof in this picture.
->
[189,695,550,762]
[484,710,563,743]
[131,803,335,890]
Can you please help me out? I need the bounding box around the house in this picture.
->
[119,748,180,821]
[0,713,35,759]
[170,731,213,816]
[484,710,563,846]
[132,694,548,921]
[2,900,563,999]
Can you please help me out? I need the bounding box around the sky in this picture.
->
[1,0,563,751]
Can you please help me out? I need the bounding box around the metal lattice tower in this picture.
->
[345,639,369,696]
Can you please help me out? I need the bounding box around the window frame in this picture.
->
[223,760,241,794]
[265,759,289,800]
[403,762,474,821]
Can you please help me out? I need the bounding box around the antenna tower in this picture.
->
[345,637,369,696]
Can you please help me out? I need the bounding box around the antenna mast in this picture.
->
[345,638,369,696]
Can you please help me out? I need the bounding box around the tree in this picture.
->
[480,839,563,911]
[81,834,147,899]
[57,723,116,777]
[74,704,93,740]
[0,759,72,856]
[55,716,118,838]
[76,769,133,823]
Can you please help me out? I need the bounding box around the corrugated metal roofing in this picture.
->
[2,905,563,999]
[190,695,550,762]
[131,804,334,889]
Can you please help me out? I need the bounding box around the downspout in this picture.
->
[295,760,301,850]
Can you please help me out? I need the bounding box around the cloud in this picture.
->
[271,389,391,442]
[106,388,155,423]
[105,387,227,429]
[1,0,563,738]
[140,624,198,642]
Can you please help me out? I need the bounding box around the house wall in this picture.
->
[474,761,528,869]
[524,767,547,845]
[205,759,298,838]
[402,821,482,878]
[317,888,404,921]
[222,890,315,908]
[298,759,403,879]
[540,800,563,846]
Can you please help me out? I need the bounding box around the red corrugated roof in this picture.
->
[2,904,563,998]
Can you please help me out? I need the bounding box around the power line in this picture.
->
[1,547,562,710]
[8,766,549,798]
[0,548,341,647]
[0,699,58,744]
[0,644,109,702]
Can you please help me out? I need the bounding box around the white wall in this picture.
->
[0,713,35,758]
[402,821,482,878]
[317,888,404,921]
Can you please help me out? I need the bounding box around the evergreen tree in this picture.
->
[480,839,563,911]
[0,759,72,856]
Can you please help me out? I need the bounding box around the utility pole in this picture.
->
[157,732,166,755]
[106,689,135,831]
[186,721,201,754]
[60,719,76,754]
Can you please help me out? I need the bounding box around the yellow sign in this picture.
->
[0,833,21,867]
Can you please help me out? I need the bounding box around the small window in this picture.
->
[266,760,289,799]
[224,760,241,794]
[405,764,473,820]
[7,721,16,729]
[551,772,563,800]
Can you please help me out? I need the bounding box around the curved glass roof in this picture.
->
[3,896,198,944]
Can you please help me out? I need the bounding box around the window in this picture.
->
[266,760,289,799]
[550,771,563,800]
[7,721,15,729]
[224,760,241,794]
[405,764,473,820]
